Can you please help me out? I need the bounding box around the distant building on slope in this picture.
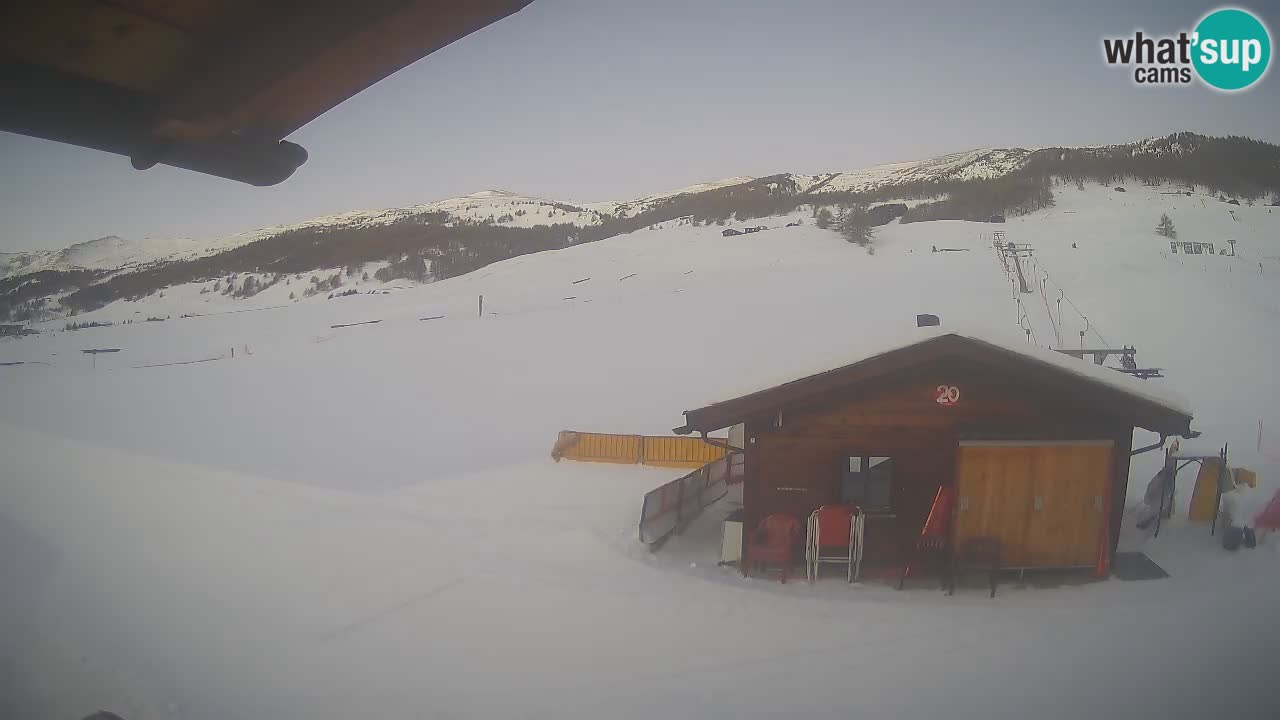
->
[721,228,743,237]
[1170,241,1215,255]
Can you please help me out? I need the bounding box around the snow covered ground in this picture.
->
[2,183,1278,718]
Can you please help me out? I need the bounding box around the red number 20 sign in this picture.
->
[935,385,961,406]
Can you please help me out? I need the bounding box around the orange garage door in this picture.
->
[954,442,1112,569]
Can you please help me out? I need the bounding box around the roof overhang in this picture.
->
[674,333,1193,438]
[1,0,533,185]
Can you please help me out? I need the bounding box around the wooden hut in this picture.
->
[673,331,1192,576]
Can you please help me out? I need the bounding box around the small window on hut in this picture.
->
[840,455,894,511]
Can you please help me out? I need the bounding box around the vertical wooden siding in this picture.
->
[642,435,729,468]
[739,360,1134,569]
[558,432,643,464]
[954,443,1112,568]
[553,431,728,469]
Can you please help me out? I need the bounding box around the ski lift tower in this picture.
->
[995,236,1035,294]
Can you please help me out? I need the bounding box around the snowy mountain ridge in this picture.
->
[0,145,1051,280]
[5,131,1278,329]
[1,190,602,279]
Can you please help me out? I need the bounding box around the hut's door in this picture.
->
[955,442,1112,569]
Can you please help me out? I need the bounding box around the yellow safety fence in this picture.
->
[551,430,729,469]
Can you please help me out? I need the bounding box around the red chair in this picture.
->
[744,514,802,583]
[806,505,864,582]
[898,486,954,590]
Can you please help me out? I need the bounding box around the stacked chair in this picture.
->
[805,505,865,582]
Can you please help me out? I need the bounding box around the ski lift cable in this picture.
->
[1017,298,1041,348]
[1043,279,1058,342]
[1032,264,1061,346]
[1000,247,1036,346]
[994,239,1048,348]
[990,238,1108,351]
[1035,263,1111,348]
[1022,311,1040,347]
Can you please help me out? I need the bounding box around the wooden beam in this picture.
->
[152,0,532,142]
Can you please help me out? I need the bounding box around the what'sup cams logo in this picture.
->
[1103,7,1271,91]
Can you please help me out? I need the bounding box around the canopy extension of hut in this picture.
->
[673,328,1194,583]
[1,1,531,185]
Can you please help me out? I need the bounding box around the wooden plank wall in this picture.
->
[741,359,1137,568]
[642,435,729,468]
[555,431,642,464]
[1109,429,1135,554]
[747,425,951,566]
[954,444,1112,568]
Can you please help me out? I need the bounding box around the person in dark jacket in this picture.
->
[1135,467,1174,530]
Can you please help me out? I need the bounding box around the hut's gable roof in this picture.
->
[675,329,1192,437]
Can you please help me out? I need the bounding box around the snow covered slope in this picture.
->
[2,181,1278,718]
[5,182,1277,478]
[582,176,757,217]
[0,234,218,276]
[797,148,1034,195]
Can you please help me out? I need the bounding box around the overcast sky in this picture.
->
[3,0,1279,252]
